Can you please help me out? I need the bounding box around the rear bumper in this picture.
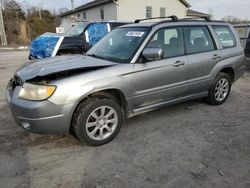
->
[6,86,74,134]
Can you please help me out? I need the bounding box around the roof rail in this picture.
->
[180,16,211,22]
[134,15,179,23]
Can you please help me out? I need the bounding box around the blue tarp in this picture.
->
[30,33,62,59]
[87,23,108,46]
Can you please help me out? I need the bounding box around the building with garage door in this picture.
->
[60,0,209,22]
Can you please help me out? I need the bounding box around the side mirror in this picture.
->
[142,48,164,62]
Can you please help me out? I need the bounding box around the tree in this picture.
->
[59,8,69,14]
[222,15,250,24]
[1,0,60,45]
[2,0,25,44]
[26,7,59,39]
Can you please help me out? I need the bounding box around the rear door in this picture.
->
[184,26,218,95]
[131,27,187,109]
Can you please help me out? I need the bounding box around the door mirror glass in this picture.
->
[142,47,164,61]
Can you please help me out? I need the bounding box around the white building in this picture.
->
[60,0,209,22]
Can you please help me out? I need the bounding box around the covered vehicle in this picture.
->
[29,21,127,59]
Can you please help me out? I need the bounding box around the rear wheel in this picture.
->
[205,72,232,105]
[72,97,123,146]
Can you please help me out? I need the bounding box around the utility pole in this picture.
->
[0,1,7,46]
[38,2,42,19]
[71,0,74,10]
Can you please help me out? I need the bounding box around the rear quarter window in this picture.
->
[212,26,236,48]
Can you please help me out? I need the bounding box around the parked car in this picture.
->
[7,16,245,146]
[234,24,250,65]
[29,21,128,59]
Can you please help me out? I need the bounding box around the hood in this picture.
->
[16,55,118,82]
[30,32,65,59]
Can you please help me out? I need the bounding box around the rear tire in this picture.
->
[72,97,124,146]
[205,72,232,105]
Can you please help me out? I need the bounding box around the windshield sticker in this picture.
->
[126,31,145,37]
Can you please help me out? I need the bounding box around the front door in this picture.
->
[130,27,187,109]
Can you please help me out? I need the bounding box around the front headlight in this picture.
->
[19,83,56,101]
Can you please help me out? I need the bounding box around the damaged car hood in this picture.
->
[16,55,118,82]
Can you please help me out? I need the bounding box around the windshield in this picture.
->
[86,27,150,63]
[66,22,89,37]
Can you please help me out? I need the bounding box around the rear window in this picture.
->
[213,26,236,48]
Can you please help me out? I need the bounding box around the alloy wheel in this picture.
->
[214,78,229,102]
[86,106,118,141]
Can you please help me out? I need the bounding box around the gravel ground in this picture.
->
[0,51,249,188]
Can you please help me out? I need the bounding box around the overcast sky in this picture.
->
[16,0,250,20]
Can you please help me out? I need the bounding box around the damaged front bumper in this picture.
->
[6,86,74,134]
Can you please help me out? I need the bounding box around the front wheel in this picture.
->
[72,97,124,146]
[205,72,232,105]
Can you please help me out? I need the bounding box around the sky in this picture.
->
[16,0,250,20]
[188,0,250,20]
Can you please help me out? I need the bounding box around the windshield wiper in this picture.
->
[86,54,107,60]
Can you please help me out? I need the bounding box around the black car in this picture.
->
[29,21,128,59]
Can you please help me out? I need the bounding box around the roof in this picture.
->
[61,0,191,17]
[179,0,191,8]
[61,0,113,17]
[187,9,209,18]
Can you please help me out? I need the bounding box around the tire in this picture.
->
[205,72,232,105]
[72,97,124,146]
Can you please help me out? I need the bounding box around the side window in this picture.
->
[184,26,215,54]
[146,6,152,19]
[100,8,104,20]
[212,26,236,48]
[146,27,184,58]
[160,7,166,17]
[83,12,87,20]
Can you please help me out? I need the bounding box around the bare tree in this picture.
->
[2,0,25,44]
[222,15,250,24]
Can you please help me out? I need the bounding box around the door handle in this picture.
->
[212,54,221,60]
[173,61,185,67]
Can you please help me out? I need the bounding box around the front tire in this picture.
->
[205,72,232,105]
[72,97,124,146]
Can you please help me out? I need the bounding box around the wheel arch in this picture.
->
[69,88,129,133]
[220,67,235,82]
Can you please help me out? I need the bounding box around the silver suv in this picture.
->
[6,16,245,146]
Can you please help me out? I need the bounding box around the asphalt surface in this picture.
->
[0,51,250,188]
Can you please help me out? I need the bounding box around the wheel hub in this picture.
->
[86,106,118,141]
